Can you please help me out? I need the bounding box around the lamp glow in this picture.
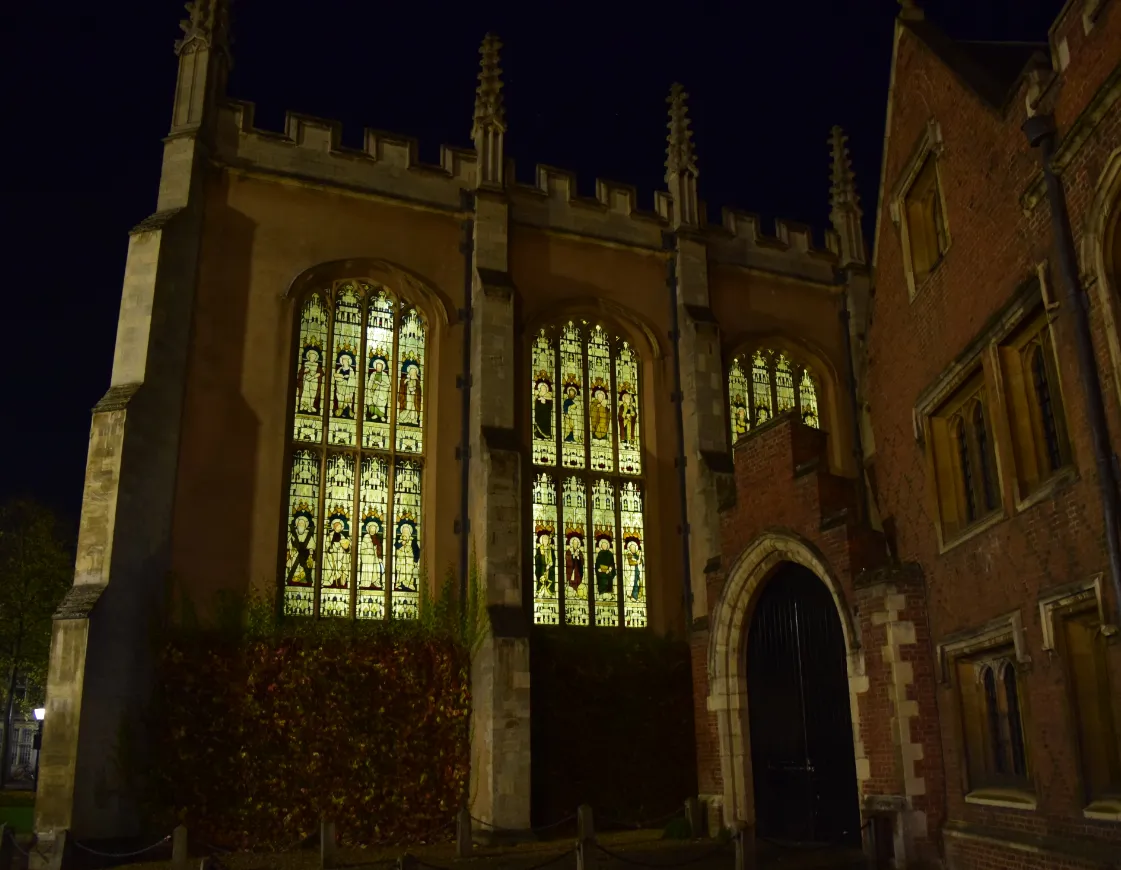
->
[33,708,45,721]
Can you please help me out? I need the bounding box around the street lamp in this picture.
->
[32,708,44,790]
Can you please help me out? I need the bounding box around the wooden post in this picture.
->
[684,798,705,839]
[0,824,13,870]
[172,825,188,867]
[456,807,472,858]
[576,805,595,870]
[320,819,336,870]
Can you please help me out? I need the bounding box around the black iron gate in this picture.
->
[746,563,861,845]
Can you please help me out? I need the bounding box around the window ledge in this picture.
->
[1083,799,1121,821]
[965,788,1037,810]
[1014,465,1078,513]
[939,509,1006,554]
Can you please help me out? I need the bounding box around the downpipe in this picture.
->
[838,278,869,527]
[1023,113,1121,621]
[458,193,475,626]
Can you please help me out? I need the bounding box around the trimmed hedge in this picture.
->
[530,627,697,827]
[145,627,470,849]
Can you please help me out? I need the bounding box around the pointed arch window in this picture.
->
[727,348,822,444]
[957,655,1030,791]
[530,321,646,629]
[283,279,427,620]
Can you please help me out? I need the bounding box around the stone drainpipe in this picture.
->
[664,233,694,630]
[1023,113,1121,620]
[458,193,475,623]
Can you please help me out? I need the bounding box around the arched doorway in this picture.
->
[746,562,861,845]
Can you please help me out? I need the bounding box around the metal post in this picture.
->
[320,819,336,870]
[1024,113,1121,622]
[456,806,473,857]
[576,804,596,870]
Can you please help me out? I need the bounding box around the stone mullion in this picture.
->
[313,294,335,620]
[349,291,370,621]
[384,309,402,620]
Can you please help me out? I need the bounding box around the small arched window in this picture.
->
[727,348,822,444]
[972,402,998,513]
[530,320,646,629]
[955,417,977,524]
[282,280,427,621]
[1029,344,1063,473]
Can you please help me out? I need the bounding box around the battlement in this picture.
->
[211,98,840,280]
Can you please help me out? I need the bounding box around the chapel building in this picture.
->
[33,1,1121,869]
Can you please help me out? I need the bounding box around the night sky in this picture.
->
[2,0,1065,528]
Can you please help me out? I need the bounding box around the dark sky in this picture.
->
[1,0,1064,526]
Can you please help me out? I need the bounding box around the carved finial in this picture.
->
[829,126,865,267]
[175,0,231,58]
[898,0,924,20]
[665,83,698,181]
[471,33,506,140]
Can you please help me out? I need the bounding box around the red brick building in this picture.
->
[692,2,1121,868]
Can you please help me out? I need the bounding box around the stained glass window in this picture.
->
[728,349,823,437]
[532,331,557,466]
[728,357,749,445]
[532,473,560,625]
[529,319,646,628]
[282,279,427,620]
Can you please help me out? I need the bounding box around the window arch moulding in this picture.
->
[889,119,951,301]
[1081,147,1121,413]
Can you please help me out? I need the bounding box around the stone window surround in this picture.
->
[937,610,1037,810]
[889,119,951,302]
[912,273,1073,553]
[1038,574,1121,822]
[1082,148,1121,417]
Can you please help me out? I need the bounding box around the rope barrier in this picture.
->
[593,840,732,868]
[414,845,578,870]
[597,806,685,831]
[5,830,30,858]
[468,813,577,835]
[70,834,172,859]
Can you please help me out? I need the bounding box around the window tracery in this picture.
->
[530,321,646,628]
[283,279,427,620]
[726,347,822,444]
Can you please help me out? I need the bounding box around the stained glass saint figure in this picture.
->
[535,527,557,596]
[394,518,421,592]
[366,354,391,424]
[562,379,582,444]
[534,378,554,441]
[618,390,638,445]
[333,349,359,420]
[397,359,423,428]
[357,513,385,593]
[594,533,616,595]
[323,509,352,590]
[565,532,584,592]
[298,347,324,418]
[285,506,316,588]
[622,535,644,601]
[590,385,612,445]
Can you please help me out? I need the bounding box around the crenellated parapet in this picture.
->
[214,100,477,213]
[709,208,841,285]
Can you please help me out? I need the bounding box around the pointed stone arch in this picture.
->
[1081,147,1121,410]
[706,529,869,828]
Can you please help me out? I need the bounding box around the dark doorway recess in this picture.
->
[746,562,861,846]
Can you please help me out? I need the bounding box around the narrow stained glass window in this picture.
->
[560,323,586,469]
[799,369,820,429]
[531,330,557,466]
[615,342,641,475]
[320,453,355,617]
[591,479,619,627]
[363,287,395,451]
[293,294,328,443]
[561,476,590,626]
[396,309,426,454]
[956,418,976,523]
[356,455,389,620]
[619,481,647,628]
[329,284,362,447]
[1030,345,1062,473]
[775,354,795,415]
[588,327,615,472]
[752,351,773,425]
[531,320,644,628]
[973,402,997,513]
[391,458,422,620]
[729,357,750,443]
[283,449,320,616]
[532,473,560,625]
[281,279,428,622]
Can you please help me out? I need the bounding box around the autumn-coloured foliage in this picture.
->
[144,574,477,850]
[147,631,469,849]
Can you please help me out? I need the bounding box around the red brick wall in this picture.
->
[867,6,1121,868]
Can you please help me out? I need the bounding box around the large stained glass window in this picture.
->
[283,280,427,620]
[530,320,646,628]
[728,347,822,441]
